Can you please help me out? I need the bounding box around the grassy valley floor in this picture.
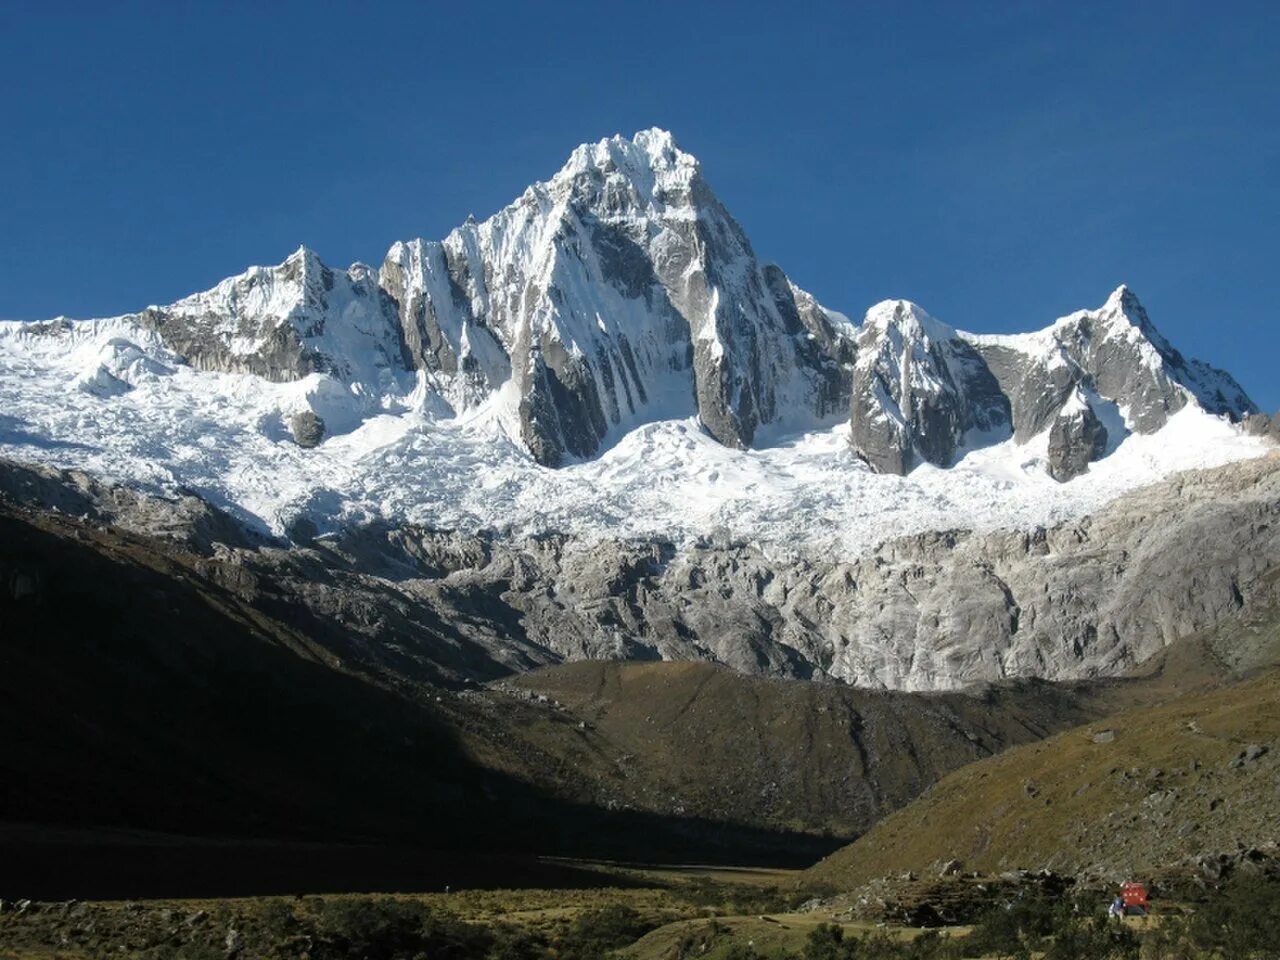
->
[4,864,1277,960]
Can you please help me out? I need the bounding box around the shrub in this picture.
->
[800,923,958,960]
[803,922,847,960]
[1041,911,1138,960]
[963,896,1059,958]
[311,897,505,960]
[1155,876,1280,960]
[556,904,655,960]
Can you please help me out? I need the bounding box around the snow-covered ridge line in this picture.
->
[0,128,1268,552]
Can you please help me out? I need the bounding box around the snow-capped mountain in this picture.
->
[849,287,1256,480]
[0,128,1268,550]
[382,129,855,465]
[113,129,855,466]
[134,247,404,389]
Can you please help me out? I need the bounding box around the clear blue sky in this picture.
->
[2,1,1277,409]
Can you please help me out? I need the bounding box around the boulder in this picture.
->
[289,411,325,449]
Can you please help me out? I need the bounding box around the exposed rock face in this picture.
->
[0,460,259,553]
[289,411,325,449]
[848,287,1255,479]
[8,132,1253,484]
[1047,393,1108,481]
[1244,412,1280,444]
[5,453,1276,692]
[278,451,1280,690]
[133,248,405,387]
[105,130,856,468]
[850,301,1010,473]
[969,286,1254,444]
[1055,287,1251,430]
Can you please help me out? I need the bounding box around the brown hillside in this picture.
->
[804,665,1280,888]
[495,660,1154,838]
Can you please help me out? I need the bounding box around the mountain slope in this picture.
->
[501,660,1110,837]
[0,493,841,879]
[4,472,1273,895]
[3,451,1279,693]
[1,489,1174,895]
[803,606,1280,888]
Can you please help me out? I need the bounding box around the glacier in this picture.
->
[0,128,1268,557]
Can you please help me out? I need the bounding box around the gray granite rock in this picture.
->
[289,411,325,449]
[1244,412,1280,444]
[11,451,1274,693]
[850,301,1010,474]
[971,286,1255,448]
[1047,401,1108,481]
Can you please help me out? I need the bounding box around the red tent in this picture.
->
[1121,881,1149,914]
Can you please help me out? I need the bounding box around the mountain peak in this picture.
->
[630,126,681,158]
[1047,285,1161,347]
[555,128,700,204]
[282,244,327,271]
[1101,283,1150,326]
[1084,285,1183,367]
[11,129,1258,493]
[568,127,688,166]
[862,299,955,344]
[1106,282,1133,305]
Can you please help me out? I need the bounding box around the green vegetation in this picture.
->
[3,876,1280,959]
[657,881,1280,960]
[1141,876,1280,960]
[959,896,1140,960]
[0,885,696,960]
[805,667,1280,888]
[666,876,837,916]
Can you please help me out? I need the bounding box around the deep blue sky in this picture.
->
[2,1,1277,409]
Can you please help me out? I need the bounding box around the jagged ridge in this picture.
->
[849,286,1256,479]
[7,128,1252,478]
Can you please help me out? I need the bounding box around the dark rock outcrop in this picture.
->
[1047,398,1108,481]
[850,301,1010,474]
[289,411,325,449]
